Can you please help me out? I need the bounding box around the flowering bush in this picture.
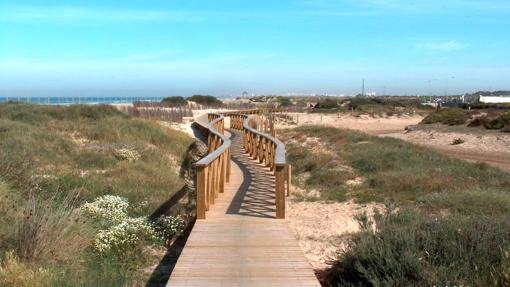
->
[114,148,141,162]
[82,195,185,255]
[152,216,185,241]
[94,217,156,254]
[81,195,129,225]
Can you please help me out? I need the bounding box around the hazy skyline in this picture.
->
[1,0,509,97]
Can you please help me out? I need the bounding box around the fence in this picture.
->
[229,112,290,219]
[194,113,232,219]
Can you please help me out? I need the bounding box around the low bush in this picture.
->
[188,95,223,107]
[451,138,465,145]
[485,113,510,130]
[161,96,187,107]
[314,99,339,110]
[82,195,184,256]
[421,108,469,125]
[323,209,510,287]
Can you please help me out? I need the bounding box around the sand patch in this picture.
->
[287,197,384,269]
[278,113,424,135]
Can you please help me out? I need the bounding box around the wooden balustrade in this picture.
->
[194,113,231,219]
[229,112,290,219]
[195,109,291,220]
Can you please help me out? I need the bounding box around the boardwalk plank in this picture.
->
[167,130,319,287]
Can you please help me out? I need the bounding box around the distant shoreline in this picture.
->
[0,95,239,106]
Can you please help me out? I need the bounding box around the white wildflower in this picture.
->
[114,148,141,162]
[81,195,129,224]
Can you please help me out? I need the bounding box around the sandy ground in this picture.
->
[286,193,384,270]
[279,112,510,270]
[278,112,510,172]
[385,128,510,171]
[278,112,424,135]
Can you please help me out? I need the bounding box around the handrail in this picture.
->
[243,115,286,166]
[229,112,290,219]
[195,113,231,167]
[194,113,231,219]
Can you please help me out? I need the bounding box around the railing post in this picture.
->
[196,166,206,219]
[275,164,285,219]
[286,164,292,197]
[226,147,231,183]
[220,154,225,193]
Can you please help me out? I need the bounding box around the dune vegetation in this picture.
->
[309,96,432,116]
[0,103,193,286]
[422,107,510,131]
[280,126,510,286]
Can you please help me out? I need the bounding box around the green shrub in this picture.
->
[485,113,510,130]
[277,97,292,107]
[161,96,187,107]
[314,99,339,109]
[188,95,223,107]
[421,108,468,125]
[451,138,465,145]
[323,209,510,287]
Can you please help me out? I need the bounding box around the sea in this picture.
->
[0,96,165,105]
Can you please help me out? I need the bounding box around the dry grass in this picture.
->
[0,103,193,285]
[0,252,55,287]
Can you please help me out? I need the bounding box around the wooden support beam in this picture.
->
[275,165,285,219]
[220,154,225,193]
[286,164,292,197]
[196,166,207,219]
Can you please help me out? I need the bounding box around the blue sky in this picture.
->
[1,0,509,97]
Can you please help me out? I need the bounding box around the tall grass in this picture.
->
[0,103,193,285]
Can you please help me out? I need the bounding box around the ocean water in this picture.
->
[0,96,165,105]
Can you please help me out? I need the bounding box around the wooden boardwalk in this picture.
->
[167,130,319,287]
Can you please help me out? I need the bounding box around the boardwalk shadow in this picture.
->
[226,131,276,219]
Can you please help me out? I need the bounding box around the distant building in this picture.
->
[461,93,510,104]
[479,95,510,104]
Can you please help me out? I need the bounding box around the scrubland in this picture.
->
[0,103,193,286]
[280,125,510,286]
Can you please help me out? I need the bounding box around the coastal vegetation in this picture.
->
[161,96,188,107]
[0,103,193,286]
[280,126,510,285]
[310,96,432,116]
[187,95,223,107]
[422,108,510,131]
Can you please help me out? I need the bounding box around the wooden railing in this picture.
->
[194,113,231,219]
[229,113,291,219]
[195,109,290,219]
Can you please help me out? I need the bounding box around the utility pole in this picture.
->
[361,79,365,97]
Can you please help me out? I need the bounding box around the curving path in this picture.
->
[167,130,319,287]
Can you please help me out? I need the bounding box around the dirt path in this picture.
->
[385,129,510,172]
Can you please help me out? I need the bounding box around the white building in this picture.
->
[479,95,510,104]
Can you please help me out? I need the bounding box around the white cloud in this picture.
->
[415,40,465,52]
